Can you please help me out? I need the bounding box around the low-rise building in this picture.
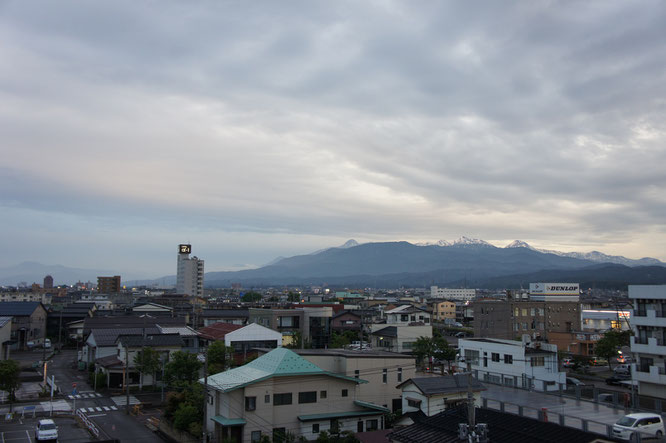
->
[429,300,456,322]
[369,324,432,354]
[429,287,476,301]
[0,302,48,350]
[198,322,281,354]
[385,305,431,326]
[397,375,485,418]
[203,347,388,442]
[201,309,249,327]
[458,337,565,392]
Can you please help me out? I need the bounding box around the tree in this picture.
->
[134,347,161,391]
[412,336,435,369]
[165,351,202,384]
[433,336,457,371]
[241,291,262,302]
[0,360,21,412]
[595,329,632,370]
[330,332,350,349]
[287,292,300,302]
[207,341,232,375]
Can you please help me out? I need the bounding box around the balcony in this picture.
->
[632,309,666,327]
[633,365,666,385]
[631,336,666,355]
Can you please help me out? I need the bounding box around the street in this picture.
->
[1,349,165,443]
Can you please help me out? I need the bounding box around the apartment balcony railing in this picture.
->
[657,311,666,318]
[635,310,647,317]
[635,337,649,345]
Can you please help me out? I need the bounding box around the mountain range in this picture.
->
[3,238,665,289]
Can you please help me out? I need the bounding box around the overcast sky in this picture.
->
[2,1,665,278]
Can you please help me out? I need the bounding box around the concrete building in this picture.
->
[203,347,388,442]
[249,307,333,348]
[429,300,456,322]
[629,285,666,398]
[458,337,565,392]
[176,244,204,297]
[474,298,581,341]
[43,275,53,289]
[97,276,121,293]
[268,348,417,412]
[198,322,282,353]
[429,287,476,301]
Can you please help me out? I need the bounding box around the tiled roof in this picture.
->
[332,310,361,319]
[388,407,601,443]
[397,375,486,396]
[197,322,244,340]
[118,333,183,347]
[201,309,248,318]
[90,328,160,346]
[0,302,41,316]
[95,354,124,368]
[371,326,397,337]
[158,325,198,337]
[83,316,185,334]
[204,347,365,393]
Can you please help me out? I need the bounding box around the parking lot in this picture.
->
[0,416,92,443]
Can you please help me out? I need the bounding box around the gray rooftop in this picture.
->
[398,375,486,396]
[118,333,184,347]
[0,302,42,316]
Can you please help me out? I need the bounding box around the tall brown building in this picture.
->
[43,275,53,289]
[474,298,581,341]
[97,276,121,293]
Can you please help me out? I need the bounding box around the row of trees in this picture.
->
[411,333,457,370]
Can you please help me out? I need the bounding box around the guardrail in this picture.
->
[76,408,100,438]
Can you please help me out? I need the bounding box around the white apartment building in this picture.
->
[630,285,666,398]
[458,337,565,392]
[429,287,476,301]
[385,305,431,325]
[176,244,204,297]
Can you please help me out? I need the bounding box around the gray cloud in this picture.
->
[1,1,665,274]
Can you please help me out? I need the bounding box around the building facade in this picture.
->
[429,287,476,301]
[630,285,666,398]
[97,276,121,293]
[176,244,204,297]
[458,337,565,392]
[429,300,456,322]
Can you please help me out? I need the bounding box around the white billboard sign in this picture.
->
[529,283,579,294]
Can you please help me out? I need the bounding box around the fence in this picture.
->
[76,408,100,439]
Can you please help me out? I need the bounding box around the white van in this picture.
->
[35,419,58,441]
[612,413,664,441]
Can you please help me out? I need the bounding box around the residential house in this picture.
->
[0,317,12,359]
[201,309,249,327]
[369,324,432,354]
[458,337,565,392]
[98,333,184,389]
[384,305,431,325]
[203,347,388,442]
[249,307,333,348]
[0,302,48,350]
[331,311,362,336]
[198,322,281,360]
[397,375,485,419]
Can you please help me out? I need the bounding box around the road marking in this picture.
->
[110,406,118,410]
[75,395,81,399]
[87,413,106,418]
[87,407,95,413]
[2,431,4,443]
[95,407,102,412]
[102,406,110,411]
[25,430,31,443]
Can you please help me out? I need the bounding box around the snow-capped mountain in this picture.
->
[339,239,360,249]
[415,240,452,247]
[452,236,494,247]
[504,240,664,267]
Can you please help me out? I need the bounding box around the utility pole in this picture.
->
[125,346,130,415]
[466,359,475,428]
[160,356,166,404]
[202,350,208,443]
[58,309,62,351]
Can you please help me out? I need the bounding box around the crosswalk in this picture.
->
[77,405,118,413]
[68,392,103,399]
[110,395,141,406]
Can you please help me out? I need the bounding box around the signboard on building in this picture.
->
[529,283,579,295]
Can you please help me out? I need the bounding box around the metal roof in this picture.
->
[204,347,366,393]
[0,302,42,316]
[90,328,160,346]
[298,410,383,422]
[211,416,246,426]
[370,326,397,337]
[118,333,184,347]
[397,375,486,396]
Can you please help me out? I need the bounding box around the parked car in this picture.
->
[598,393,615,403]
[562,358,574,368]
[589,356,608,366]
[606,374,632,386]
[44,339,51,349]
[455,332,467,338]
[614,364,631,375]
[612,413,664,441]
[35,419,58,441]
[26,341,36,349]
[566,377,584,387]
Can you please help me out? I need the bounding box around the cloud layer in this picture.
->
[1,1,665,276]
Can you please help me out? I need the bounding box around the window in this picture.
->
[312,424,320,433]
[407,399,421,408]
[320,390,327,399]
[274,393,292,405]
[397,368,402,382]
[299,391,317,404]
[382,369,387,383]
[342,389,348,397]
[530,308,535,316]
[265,395,270,403]
[491,353,500,362]
[531,357,545,367]
[245,396,256,411]
[354,369,359,379]
[504,354,513,364]
[514,308,519,317]
[367,419,379,431]
[401,314,408,321]
[521,309,528,316]
[251,431,262,442]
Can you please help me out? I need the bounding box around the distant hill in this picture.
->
[0,262,115,286]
